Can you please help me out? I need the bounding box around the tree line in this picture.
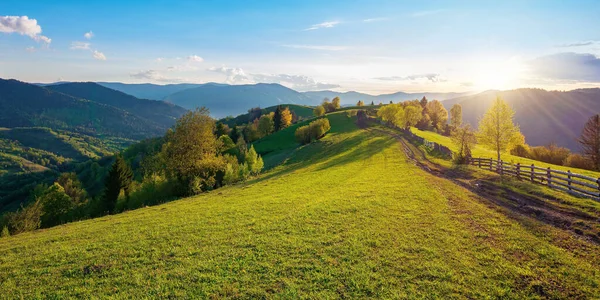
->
[1,106,270,237]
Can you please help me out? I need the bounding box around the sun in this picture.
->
[471,58,524,90]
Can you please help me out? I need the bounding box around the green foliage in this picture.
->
[295,118,332,145]
[257,113,275,137]
[245,146,264,175]
[451,124,477,163]
[3,200,43,234]
[314,105,326,117]
[218,135,235,152]
[0,225,9,238]
[220,104,313,128]
[477,96,523,160]
[450,104,463,128]
[103,155,133,214]
[425,100,448,130]
[38,183,75,227]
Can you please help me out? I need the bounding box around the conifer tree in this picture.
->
[103,154,133,214]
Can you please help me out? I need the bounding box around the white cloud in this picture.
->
[0,16,51,44]
[25,46,35,53]
[252,73,340,91]
[70,41,91,50]
[84,31,94,40]
[556,40,598,48]
[527,52,600,82]
[187,55,204,62]
[130,70,184,83]
[305,21,340,31]
[154,57,164,63]
[363,17,388,23]
[92,50,106,61]
[208,66,251,83]
[282,44,348,51]
[374,73,446,82]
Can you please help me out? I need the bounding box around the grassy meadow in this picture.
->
[1,113,599,298]
[410,127,600,178]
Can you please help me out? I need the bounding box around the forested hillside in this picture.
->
[443,88,600,151]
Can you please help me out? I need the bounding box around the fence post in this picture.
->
[531,164,534,182]
[567,170,572,191]
[499,160,503,175]
[516,163,521,180]
[489,158,493,171]
[547,167,551,187]
[597,178,600,198]
[478,158,481,168]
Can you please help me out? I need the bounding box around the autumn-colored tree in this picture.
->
[477,96,523,161]
[449,104,462,129]
[357,100,364,107]
[451,124,477,163]
[280,107,293,128]
[426,100,448,130]
[578,114,600,170]
[314,105,326,116]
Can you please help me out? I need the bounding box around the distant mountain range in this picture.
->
[1,79,187,139]
[164,83,314,118]
[19,79,600,152]
[443,88,600,151]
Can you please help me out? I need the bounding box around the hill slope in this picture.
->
[220,104,314,127]
[48,82,188,129]
[0,79,164,139]
[165,83,314,118]
[1,113,599,298]
[443,88,600,151]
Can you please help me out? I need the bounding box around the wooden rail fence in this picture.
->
[467,157,600,201]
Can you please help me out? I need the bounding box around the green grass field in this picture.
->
[1,114,600,298]
[410,127,600,178]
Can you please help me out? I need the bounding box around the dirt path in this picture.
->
[370,127,600,245]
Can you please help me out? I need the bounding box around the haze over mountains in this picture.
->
[7,78,600,152]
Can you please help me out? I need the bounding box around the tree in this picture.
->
[258,113,275,137]
[450,104,462,129]
[477,96,523,161]
[404,105,423,128]
[377,104,405,128]
[273,106,292,131]
[314,105,326,117]
[357,100,364,107]
[229,126,240,142]
[103,154,133,213]
[218,135,235,152]
[426,100,448,130]
[451,124,477,163]
[0,226,9,238]
[280,107,293,129]
[216,122,230,137]
[245,145,264,175]
[56,173,87,205]
[578,114,600,170]
[332,97,341,110]
[39,183,74,227]
[244,119,261,142]
[163,107,224,194]
[420,96,428,109]
[370,101,375,106]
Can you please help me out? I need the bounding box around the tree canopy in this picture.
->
[477,97,523,161]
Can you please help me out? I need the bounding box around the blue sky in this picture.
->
[1,0,600,93]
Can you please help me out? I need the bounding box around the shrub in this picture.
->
[125,174,175,209]
[4,200,43,234]
[295,118,331,145]
[1,226,9,238]
[529,143,571,166]
[564,154,593,170]
[511,144,530,158]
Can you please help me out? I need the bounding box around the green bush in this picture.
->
[295,118,331,145]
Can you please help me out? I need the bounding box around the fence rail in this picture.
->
[467,157,600,201]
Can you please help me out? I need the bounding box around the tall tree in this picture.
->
[451,124,477,163]
[477,96,523,161]
[578,114,600,170]
[280,107,293,129]
[103,154,133,214]
[450,104,463,129]
[420,96,428,109]
[314,105,326,117]
[332,97,341,110]
[163,107,223,194]
[258,113,274,137]
[273,105,283,131]
[426,100,448,130]
[404,105,423,129]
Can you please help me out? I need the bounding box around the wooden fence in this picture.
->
[467,157,600,201]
